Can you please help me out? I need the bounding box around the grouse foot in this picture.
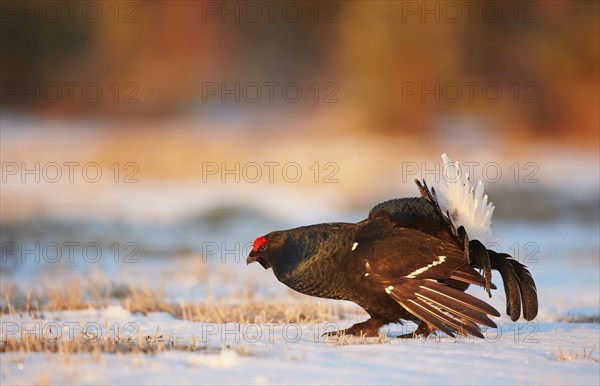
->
[325,318,385,337]
[397,321,434,339]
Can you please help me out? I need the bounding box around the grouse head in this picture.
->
[246,232,304,278]
[247,223,357,283]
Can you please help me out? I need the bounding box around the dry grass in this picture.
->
[555,345,599,362]
[177,300,341,324]
[2,278,348,324]
[44,280,90,311]
[0,331,217,356]
[124,292,343,324]
[1,279,119,315]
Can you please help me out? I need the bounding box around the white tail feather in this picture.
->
[436,154,495,243]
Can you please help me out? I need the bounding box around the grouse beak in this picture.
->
[247,253,270,269]
[246,252,271,269]
[246,255,258,265]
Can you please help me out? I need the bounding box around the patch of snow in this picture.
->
[1,310,599,385]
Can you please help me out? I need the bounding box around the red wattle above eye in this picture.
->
[253,236,267,252]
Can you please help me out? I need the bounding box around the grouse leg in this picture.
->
[325,318,385,337]
[397,321,434,339]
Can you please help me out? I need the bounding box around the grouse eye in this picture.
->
[259,244,266,251]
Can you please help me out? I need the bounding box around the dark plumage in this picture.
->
[247,179,538,338]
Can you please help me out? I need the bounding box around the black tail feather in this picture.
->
[505,258,538,321]
[481,250,538,321]
[493,254,522,321]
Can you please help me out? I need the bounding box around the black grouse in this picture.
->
[247,155,538,338]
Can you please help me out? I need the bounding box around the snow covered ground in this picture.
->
[1,305,598,385]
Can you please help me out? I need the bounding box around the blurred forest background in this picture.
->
[2,0,598,141]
